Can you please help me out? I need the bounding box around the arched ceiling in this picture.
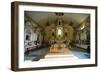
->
[25,11,89,28]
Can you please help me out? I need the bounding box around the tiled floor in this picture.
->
[24,47,49,61]
[24,46,90,61]
[70,47,90,59]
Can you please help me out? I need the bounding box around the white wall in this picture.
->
[0,0,99,73]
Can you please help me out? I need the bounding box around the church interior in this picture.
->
[24,11,90,61]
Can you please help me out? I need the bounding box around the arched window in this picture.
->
[58,29,62,37]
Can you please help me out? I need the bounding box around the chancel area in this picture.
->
[24,11,90,61]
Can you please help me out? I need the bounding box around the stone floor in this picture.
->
[24,45,90,61]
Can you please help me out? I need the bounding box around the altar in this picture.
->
[49,43,67,53]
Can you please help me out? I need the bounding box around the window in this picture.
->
[58,29,62,37]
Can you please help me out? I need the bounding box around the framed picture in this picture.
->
[11,1,97,71]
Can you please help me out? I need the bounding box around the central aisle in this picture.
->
[40,47,78,61]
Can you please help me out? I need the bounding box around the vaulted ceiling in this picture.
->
[25,11,89,28]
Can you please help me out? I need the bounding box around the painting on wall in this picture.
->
[11,1,97,71]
